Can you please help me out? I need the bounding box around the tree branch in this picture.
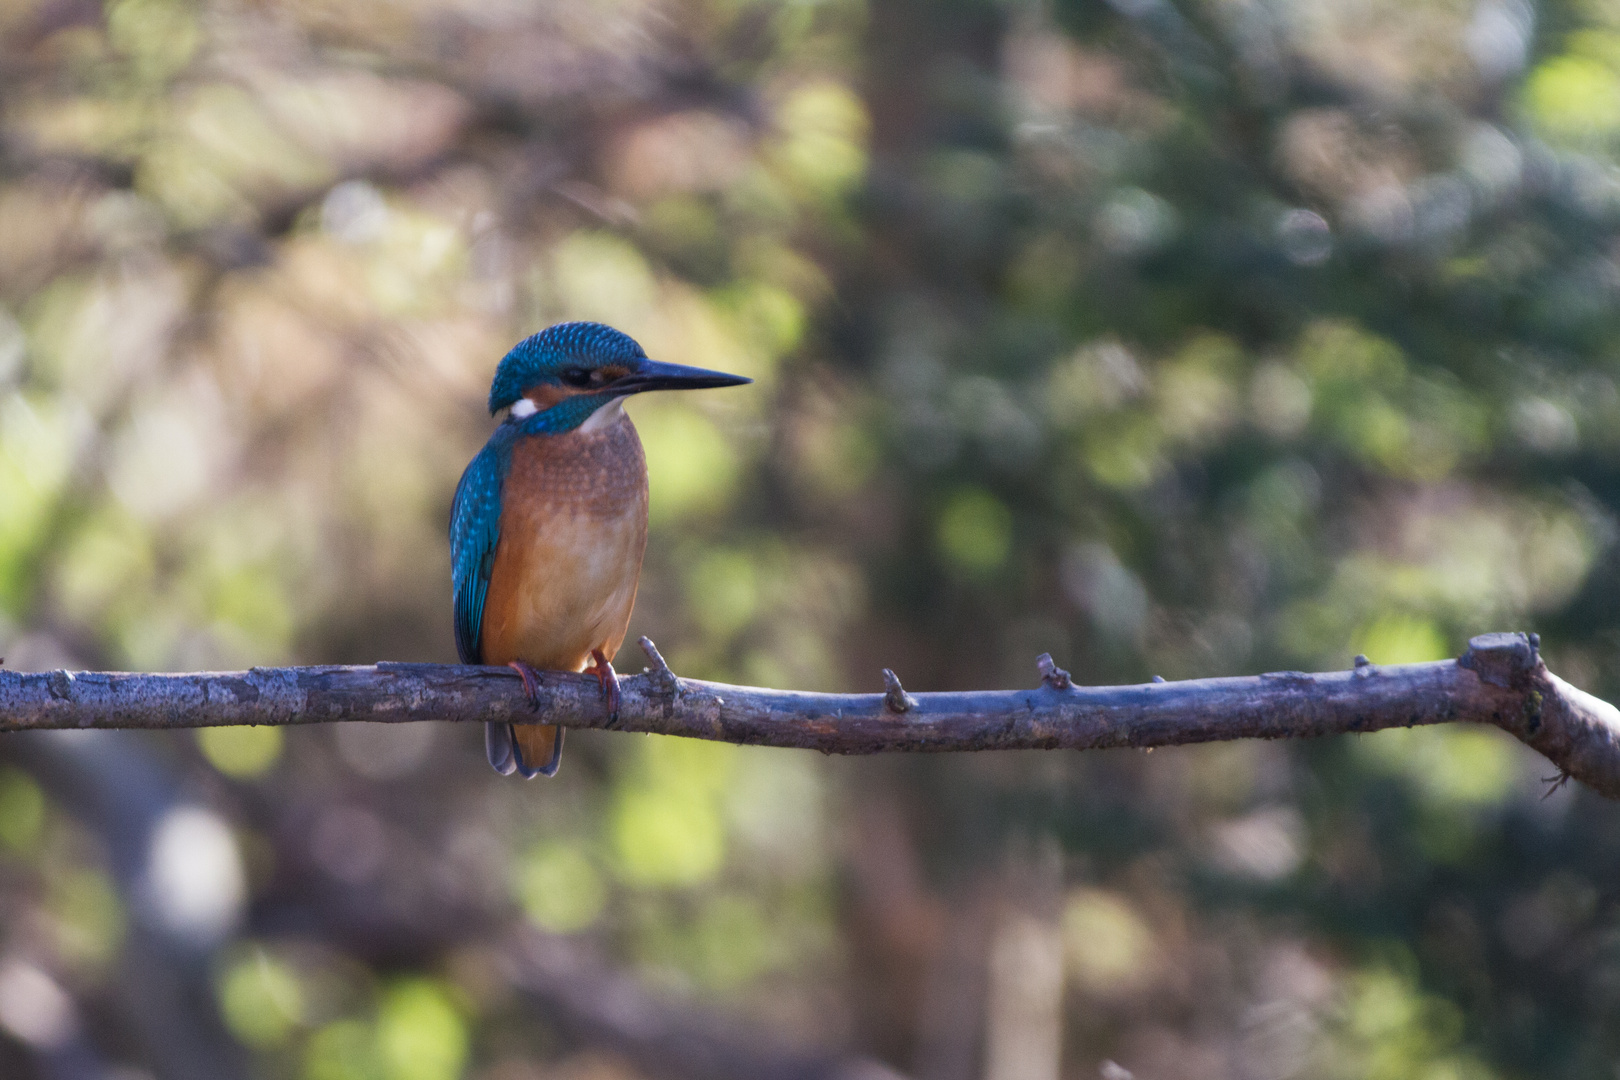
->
[3,633,1619,798]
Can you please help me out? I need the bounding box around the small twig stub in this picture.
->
[1459,632,1541,688]
[882,669,918,714]
[1036,653,1072,691]
[637,636,680,703]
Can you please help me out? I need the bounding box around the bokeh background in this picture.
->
[2,0,1620,1076]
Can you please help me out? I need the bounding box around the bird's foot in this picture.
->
[506,660,544,711]
[585,649,620,722]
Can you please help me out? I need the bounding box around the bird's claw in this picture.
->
[506,660,544,711]
[586,649,620,722]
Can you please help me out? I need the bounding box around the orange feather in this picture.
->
[481,405,649,774]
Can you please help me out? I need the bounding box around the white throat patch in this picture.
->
[580,397,625,434]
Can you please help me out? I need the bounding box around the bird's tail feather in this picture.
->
[510,722,564,778]
[485,721,518,776]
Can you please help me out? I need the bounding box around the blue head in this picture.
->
[489,322,643,414]
[489,321,751,433]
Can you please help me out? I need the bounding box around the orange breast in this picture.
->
[481,406,649,672]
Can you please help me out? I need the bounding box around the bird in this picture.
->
[451,321,750,777]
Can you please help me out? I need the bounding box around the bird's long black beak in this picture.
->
[612,360,752,395]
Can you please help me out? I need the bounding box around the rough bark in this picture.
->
[2,633,1617,798]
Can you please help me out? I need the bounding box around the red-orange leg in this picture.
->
[584,649,620,721]
[506,660,544,710]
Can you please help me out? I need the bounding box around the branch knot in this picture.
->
[47,669,75,701]
[1459,632,1542,689]
[1036,654,1072,691]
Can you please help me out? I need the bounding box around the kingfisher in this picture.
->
[451,321,750,777]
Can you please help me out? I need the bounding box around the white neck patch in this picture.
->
[579,397,625,434]
[509,398,538,419]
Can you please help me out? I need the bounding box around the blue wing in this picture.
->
[450,427,515,666]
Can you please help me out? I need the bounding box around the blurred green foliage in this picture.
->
[219,947,305,1050]
[198,725,285,778]
[3,0,1620,1076]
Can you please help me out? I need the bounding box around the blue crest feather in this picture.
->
[488,321,647,414]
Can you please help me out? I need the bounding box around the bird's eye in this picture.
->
[559,367,593,388]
